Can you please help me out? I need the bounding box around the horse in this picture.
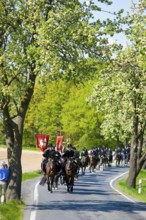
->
[88,154,99,173]
[80,156,89,175]
[65,157,78,192]
[99,154,110,168]
[115,153,122,167]
[45,157,57,193]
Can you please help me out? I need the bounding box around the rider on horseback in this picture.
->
[62,144,75,158]
[41,144,61,174]
[81,147,88,157]
[61,144,75,169]
[40,144,61,186]
[81,147,90,164]
[57,144,75,183]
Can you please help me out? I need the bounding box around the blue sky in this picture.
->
[87,0,139,46]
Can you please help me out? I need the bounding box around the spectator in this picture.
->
[0,161,10,204]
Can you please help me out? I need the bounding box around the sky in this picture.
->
[86,0,139,46]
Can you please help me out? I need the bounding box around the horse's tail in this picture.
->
[39,175,47,186]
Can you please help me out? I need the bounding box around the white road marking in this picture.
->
[30,181,40,220]
[110,171,136,203]
[30,170,144,220]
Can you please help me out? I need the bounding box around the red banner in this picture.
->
[36,134,49,152]
[56,136,63,153]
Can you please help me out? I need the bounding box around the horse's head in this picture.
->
[65,158,77,175]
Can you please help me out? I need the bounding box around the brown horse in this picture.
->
[89,154,99,173]
[65,157,78,192]
[115,153,122,167]
[45,158,56,193]
[80,156,89,175]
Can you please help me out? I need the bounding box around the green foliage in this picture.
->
[1,0,123,143]
[89,46,146,143]
[24,79,103,149]
[0,0,128,201]
[24,79,70,146]
[60,81,103,148]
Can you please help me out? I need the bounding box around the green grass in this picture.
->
[22,170,42,182]
[0,200,24,220]
[0,170,41,220]
[117,169,146,203]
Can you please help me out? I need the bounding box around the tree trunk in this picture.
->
[126,148,137,188]
[126,113,138,188]
[136,122,146,175]
[3,109,23,201]
[2,71,36,201]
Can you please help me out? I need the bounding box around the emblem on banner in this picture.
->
[36,134,49,152]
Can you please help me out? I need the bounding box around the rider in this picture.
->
[81,147,90,164]
[56,144,75,181]
[81,147,88,157]
[41,144,61,174]
[61,144,74,159]
[40,144,61,186]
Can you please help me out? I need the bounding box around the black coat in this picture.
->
[62,149,74,158]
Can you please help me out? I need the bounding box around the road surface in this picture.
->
[22,166,146,220]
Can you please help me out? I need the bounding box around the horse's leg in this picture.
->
[67,177,73,192]
[50,177,54,193]
[89,165,91,173]
[47,177,51,191]
[81,167,84,175]
[70,176,74,192]
[66,176,69,192]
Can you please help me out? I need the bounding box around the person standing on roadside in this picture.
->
[0,161,10,204]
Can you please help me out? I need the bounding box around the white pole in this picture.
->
[138,179,142,194]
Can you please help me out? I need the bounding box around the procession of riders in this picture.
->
[40,143,130,191]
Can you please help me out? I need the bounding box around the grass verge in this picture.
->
[117,169,146,203]
[22,170,41,182]
[0,200,24,220]
[0,170,41,220]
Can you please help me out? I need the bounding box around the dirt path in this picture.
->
[0,148,43,173]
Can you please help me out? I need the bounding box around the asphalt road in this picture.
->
[22,166,146,220]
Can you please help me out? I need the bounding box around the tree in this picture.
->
[60,81,103,148]
[90,47,146,188]
[24,79,105,149]
[124,0,146,187]
[89,1,146,188]
[0,0,124,201]
[24,79,70,146]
